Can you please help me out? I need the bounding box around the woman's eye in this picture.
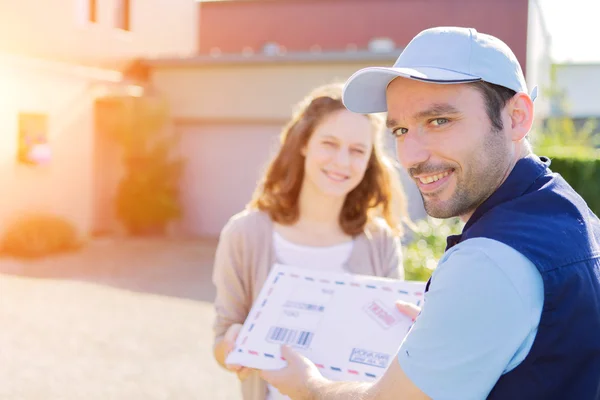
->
[431,118,449,126]
[351,148,365,155]
[392,127,408,137]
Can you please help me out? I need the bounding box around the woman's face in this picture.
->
[302,109,375,198]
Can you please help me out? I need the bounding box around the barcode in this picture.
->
[267,326,314,349]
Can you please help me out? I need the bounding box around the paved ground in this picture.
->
[0,238,242,400]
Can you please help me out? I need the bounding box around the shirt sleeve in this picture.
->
[397,238,543,400]
[384,234,404,280]
[211,218,251,343]
[372,218,405,280]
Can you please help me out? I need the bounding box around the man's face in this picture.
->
[386,78,514,219]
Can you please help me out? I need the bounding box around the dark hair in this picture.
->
[469,81,517,132]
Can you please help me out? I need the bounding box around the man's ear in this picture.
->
[507,92,534,142]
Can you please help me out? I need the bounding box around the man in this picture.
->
[260,27,600,399]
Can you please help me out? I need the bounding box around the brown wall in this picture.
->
[197,0,529,73]
[149,60,398,121]
[149,58,428,236]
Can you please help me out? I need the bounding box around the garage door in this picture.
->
[177,122,282,237]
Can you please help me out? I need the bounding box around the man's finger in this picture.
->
[395,300,421,320]
[260,346,294,383]
[280,344,295,361]
[259,365,284,384]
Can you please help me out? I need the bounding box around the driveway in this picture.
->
[0,238,242,400]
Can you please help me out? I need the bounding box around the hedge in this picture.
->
[403,217,464,282]
[542,147,600,217]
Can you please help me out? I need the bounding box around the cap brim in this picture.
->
[342,67,481,114]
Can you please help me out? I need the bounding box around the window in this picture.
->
[88,0,97,23]
[18,113,51,165]
[115,0,131,31]
[77,0,97,25]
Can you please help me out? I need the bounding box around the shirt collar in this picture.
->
[445,154,550,250]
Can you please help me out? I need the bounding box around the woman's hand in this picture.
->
[221,323,253,381]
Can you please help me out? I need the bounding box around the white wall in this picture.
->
[0,53,123,236]
[0,0,197,63]
[552,64,600,117]
[527,0,552,120]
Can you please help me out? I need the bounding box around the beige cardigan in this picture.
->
[211,209,404,400]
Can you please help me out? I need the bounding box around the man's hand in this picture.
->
[260,345,327,400]
[257,300,425,400]
[222,323,253,381]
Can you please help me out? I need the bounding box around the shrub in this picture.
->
[0,214,82,259]
[115,136,184,235]
[95,94,184,236]
[403,217,464,281]
[543,148,600,217]
[530,91,600,217]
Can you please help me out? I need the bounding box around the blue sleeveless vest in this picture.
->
[425,155,600,399]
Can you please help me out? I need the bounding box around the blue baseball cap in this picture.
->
[342,26,538,114]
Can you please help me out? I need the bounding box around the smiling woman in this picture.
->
[252,84,407,237]
[210,82,413,400]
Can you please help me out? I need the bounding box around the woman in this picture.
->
[211,83,411,400]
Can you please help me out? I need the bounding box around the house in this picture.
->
[135,0,551,238]
[0,0,554,241]
[526,0,598,139]
[547,63,600,134]
[527,0,552,120]
[0,0,197,238]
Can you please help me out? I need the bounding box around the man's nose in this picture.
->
[396,134,431,170]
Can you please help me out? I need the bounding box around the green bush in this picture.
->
[530,95,600,217]
[542,148,600,217]
[533,117,600,150]
[96,94,184,236]
[403,217,464,281]
[0,214,82,259]
[115,135,184,235]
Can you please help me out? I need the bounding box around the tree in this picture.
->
[96,91,184,236]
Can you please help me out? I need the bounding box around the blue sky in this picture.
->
[540,0,600,62]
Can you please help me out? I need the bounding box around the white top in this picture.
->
[272,231,353,273]
[267,231,355,400]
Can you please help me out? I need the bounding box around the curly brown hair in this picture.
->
[248,83,410,237]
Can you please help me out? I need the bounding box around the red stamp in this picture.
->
[364,299,398,329]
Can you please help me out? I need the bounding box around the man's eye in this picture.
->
[392,127,408,137]
[431,118,449,126]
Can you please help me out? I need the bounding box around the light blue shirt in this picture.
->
[397,237,544,400]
